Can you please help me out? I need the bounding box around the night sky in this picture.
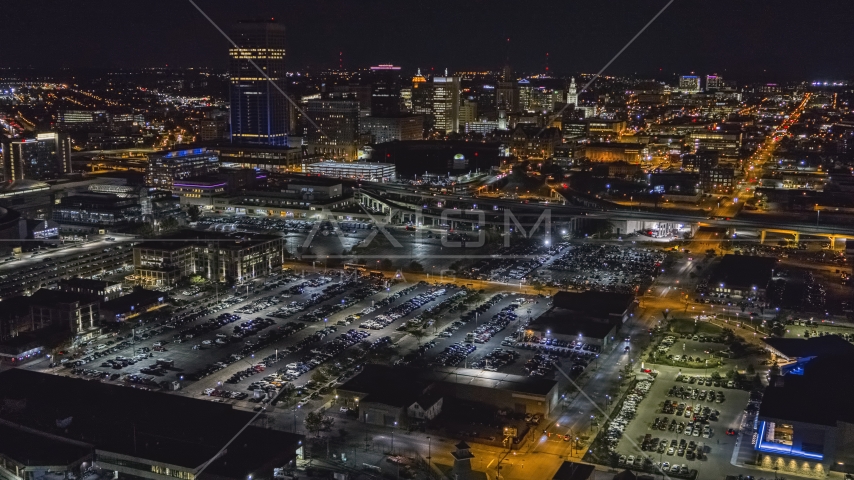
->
[2,0,853,81]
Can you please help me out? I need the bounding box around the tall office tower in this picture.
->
[518,79,532,111]
[679,75,701,93]
[369,65,402,116]
[432,75,461,133]
[706,74,724,91]
[229,19,289,146]
[496,64,519,112]
[305,98,361,160]
[2,133,71,181]
[566,77,578,106]
[410,69,432,117]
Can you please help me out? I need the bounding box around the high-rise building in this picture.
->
[305,98,361,160]
[432,75,460,133]
[410,69,432,117]
[706,74,725,91]
[679,75,701,93]
[496,64,519,112]
[566,77,578,106]
[369,65,402,116]
[229,20,289,146]
[2,133,71,181]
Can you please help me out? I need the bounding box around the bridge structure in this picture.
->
[352,182,854,246]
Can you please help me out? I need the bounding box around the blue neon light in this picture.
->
[755,421,824,460]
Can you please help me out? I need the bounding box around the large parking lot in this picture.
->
[611,368,750,479]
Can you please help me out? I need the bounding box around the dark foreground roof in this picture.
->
[338,364,557,399]
[0,369,303,473]
[552,461,596,480]
[0,423,91,466]
[763,335,854,359]
[528,307,618,339]
[709,255,777,289]
[552,291,634,318]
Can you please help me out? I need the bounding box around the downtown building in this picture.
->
[432,75,461,133]
[304,96,361,160]
[1,133,71,182]
[229,20,289,146]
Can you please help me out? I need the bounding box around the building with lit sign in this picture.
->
[145,148,220,189]
[229,20,289,145]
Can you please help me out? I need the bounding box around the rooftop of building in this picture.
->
[28,288,100,306]
[0,369,303,472]
[527,308,618,340]
[552,291,635,319]
[338,364,557,399]
[552,461,596,480]
[0,423,92,467]
[100,286,165,313]
[426,366,557,396]
[59,277,121,290]
[134,230,282,251]
[763,335,854,359]
[307,161,394,171]
[709,255,777,289]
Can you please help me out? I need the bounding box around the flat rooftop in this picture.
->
[134,230,282,251]
[0,423,91,466]
[527,307,618,339]
[338,364,557,399]
[764,335,854,359]
[709,254,777,290]
[426,366,557,397]
[0,369,303,471]
[551,291,635,319]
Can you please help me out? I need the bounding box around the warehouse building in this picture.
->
[0,369,304,480]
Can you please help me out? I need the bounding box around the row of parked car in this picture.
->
[432,342,477,367]
[604,380,654,454]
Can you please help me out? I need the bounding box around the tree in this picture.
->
[407,324,428,345]
[710,371,722,381]
[406,261,424,273]
[160,217,179,232]
[769,363,781,377]
[311,370,329,385]
[304,411,324,437]
[662,309,670,321]
[189,274,206,285]
[530,280,545,293]
[187,205,202,222]
[379,258,394,271]
[746,364,756,375]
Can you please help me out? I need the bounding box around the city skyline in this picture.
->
[0,0,852,81]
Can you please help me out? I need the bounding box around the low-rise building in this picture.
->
[306,161,396,181]
[708,255,776,299]
[133,231,285,287]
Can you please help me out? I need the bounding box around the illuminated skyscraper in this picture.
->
[229,20,289,145]
[369,65,402,116]
[432,74,460,133]
[566,77,578,106]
